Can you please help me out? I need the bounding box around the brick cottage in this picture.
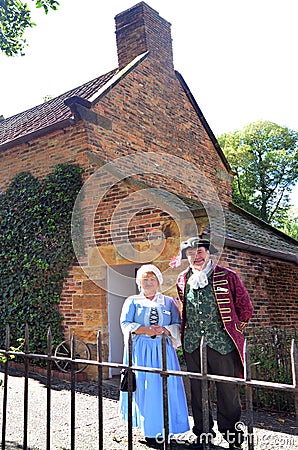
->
[0,2,297,379]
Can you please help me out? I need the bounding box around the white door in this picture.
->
[107,264,140,377]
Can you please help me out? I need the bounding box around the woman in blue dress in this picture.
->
[119,264,189,447]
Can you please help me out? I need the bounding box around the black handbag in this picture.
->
[120,368,136,392]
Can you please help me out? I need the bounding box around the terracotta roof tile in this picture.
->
[0,68,118,148]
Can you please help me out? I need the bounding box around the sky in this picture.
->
[1,0,298,203]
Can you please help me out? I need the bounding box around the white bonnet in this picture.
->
[136,264,163,289]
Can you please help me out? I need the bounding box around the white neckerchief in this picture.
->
[188,260,212,289]
[138,291,165,306]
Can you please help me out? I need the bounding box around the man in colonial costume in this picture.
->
[172,237,254,450]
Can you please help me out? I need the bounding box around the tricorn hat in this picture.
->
[180,237,218,259]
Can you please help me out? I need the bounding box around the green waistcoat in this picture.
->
[184,271,235,354]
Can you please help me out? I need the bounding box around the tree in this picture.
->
[279,208,298,240]
[0,0,59,56]
[218,121,298,227]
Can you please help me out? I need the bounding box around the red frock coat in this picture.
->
[176,264,254,371]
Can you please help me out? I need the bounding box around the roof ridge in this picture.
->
[0,67,118,150]
[229,202,298,246]
[2,68,118,123]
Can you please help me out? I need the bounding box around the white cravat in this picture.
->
[188,261,212,289]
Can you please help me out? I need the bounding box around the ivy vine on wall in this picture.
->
[0,164,84,354]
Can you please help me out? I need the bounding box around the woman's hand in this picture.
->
[147,326,171,337]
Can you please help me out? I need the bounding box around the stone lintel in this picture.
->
[73,294,107,309]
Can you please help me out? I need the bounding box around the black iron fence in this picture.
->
[248,326,297,412]
[0,325,297,450]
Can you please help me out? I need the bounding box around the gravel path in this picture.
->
[0,369,297,450]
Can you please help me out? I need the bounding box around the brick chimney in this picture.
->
[115,2,174,71]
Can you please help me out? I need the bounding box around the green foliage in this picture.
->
[218,121,298,228]
[0,0,59,56]
[277,208,298,240]
[0,337,24,387]
[0,337,24,364]
[176,346,185,366]
[0,164,83,354]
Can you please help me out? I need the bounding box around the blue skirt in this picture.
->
[119,335,190,438]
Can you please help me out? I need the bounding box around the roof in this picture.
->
[0,44,233,173]
[0,51,154,151]
[186,201,297,263]
[224,204,298,262]
[0,68,118,150]
[0,56,232,174]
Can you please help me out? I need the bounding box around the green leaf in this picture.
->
[0,164,83,354]
[0,0,59,56]
[218,120,298,230]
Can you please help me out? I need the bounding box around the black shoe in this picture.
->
[169,438,190,448]
[186,443,203,450]
[222,428,244,450]
[144,437,163,448]
[186,442,216,449]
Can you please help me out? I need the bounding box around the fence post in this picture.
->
[70,334,76,450]
[46,327,52,450]
[1,325,10,450]
[291,339,298,427]
[97,331,103,450]
[127,332,133,450]
[244,338,254,450]
[23,324,30,450]
[200,336,210,450]
[161,333,169,450]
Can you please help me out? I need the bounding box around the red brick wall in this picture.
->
[0,124,90,190]
[0,124,93,340]
[111,1,232,207]
[83,58,232,208]
[60,268,84,337]
[220,247,298,329]
[115,2,174,71]
[93,181,172,245]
